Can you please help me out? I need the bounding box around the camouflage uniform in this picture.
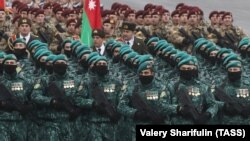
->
[50,32,74,54]
[215,78,250,124]
[167,25,184,50]
[31,55,82,140]
[86,71,124,141]
[0,55,33,141]
[0,20,12,51]
[118,76,173,141]
[217,25,247,50]
[31,22,57,45]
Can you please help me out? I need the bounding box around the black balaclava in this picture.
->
[228,71,242,82]
[53,63,68,75]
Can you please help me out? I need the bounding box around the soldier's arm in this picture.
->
[30,79,52,106]
[158,86,179,116]
[203,85,224,118]
[50,24,58,37]
[169,30,185,45]
[117,89,137,118]
[73,80,94,109]
[23,78,35,99]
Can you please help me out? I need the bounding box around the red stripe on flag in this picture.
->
[84,0,102,29]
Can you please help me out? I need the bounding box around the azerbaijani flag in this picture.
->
[0,0,5,9]
[81,0,102,46]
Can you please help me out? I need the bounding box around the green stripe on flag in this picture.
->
[81,12,93,46]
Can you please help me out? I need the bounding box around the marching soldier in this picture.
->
[161,9,172,28]
[43,2,54,23]
[170,56,222,124]
[0,9,12,51]
[168,9,188,50]
[148,10,166,38]
[33,49,52,76]
[142,11,152,34]
[87,55,123,141]
[208,11,219,29]
[11,15,22,35]
[52,6,66,33]
[135,10,144,29]
[31,54,82,140]
[217,12,247,51]
[124,9,136,23]
[0,54,33,141]
[118,61,173,140]
[103,19,117,39]
[178,8,188,27]
[18,5,29,18]
[214,61,250,124]
[32,10,57,45]
[172,10,208,54]
[167,10,180,43]
[50,19,79,54]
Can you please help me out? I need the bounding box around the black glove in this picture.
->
[223,102,240,116]
[0,100,15,111]
[50,98,64,109]
[196,112,211,124]
[68,108,80,121]
[19,102,33,114]
[145,112,165,124]
[92,101,106,114]
[177,105,199,121]
[110,112,121,123]
[134,110,149,121]
[177,105,190,117]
